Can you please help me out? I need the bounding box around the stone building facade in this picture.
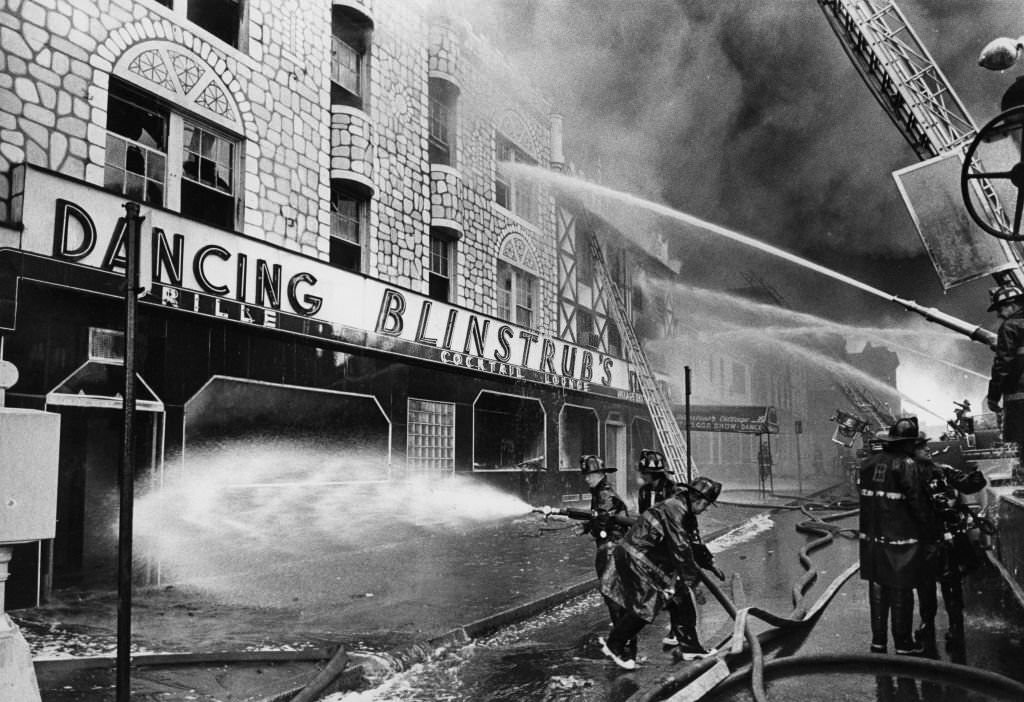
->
[0,0,673,604]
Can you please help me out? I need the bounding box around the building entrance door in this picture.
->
[606,422,627,497]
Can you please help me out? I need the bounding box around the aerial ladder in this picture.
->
[817,0,1021,286]
[835,379,896,430]
[587,234,695,485]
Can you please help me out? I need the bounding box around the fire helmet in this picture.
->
[685,476,722,505]
[580,454,616,474]
[987,285,1024,312]
[886,417,919,442]
[638,449,666,473]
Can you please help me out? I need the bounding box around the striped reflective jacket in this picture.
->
[858,449,932,588]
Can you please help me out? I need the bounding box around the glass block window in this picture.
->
[407,398,456,474]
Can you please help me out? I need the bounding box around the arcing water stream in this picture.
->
[504,163,997,348]
[657,280,989,380]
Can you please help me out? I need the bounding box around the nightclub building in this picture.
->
[0,0,680,604]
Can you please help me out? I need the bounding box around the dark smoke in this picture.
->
[448,0,1017,379]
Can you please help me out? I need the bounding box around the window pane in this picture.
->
[331,35,361,95]
[103,165,124,192]
[147,151,165,180]
[330,237,361,272]
[107,91,167,150]
[125,173,145,201]
[180,179,235,230]
[330,192,361,244]
[105,134,125,166]
[187,0,240,47]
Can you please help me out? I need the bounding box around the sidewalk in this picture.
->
[18,476,848,700]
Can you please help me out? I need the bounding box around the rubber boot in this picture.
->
[869,582,889,653]
[672,627,713,662]
[891,588,924,655]
[946,611,965,646]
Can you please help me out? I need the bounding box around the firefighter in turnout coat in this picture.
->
[859,417,934,655]
[598,477,722,669]
[987,285,1024,460]
[912,436,987,649]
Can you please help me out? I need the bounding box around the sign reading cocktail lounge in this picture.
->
[15,167,640,399]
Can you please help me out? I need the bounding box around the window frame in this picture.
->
[104,79,243,231]
[428,232,455,302]
[331,6,372,110]
[496,259,538,329]
[329,181,368,273]
[493,132,538,224]
[429,78,458,166]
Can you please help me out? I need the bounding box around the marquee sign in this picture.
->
[13,167,641,400]
[679,405,779,434]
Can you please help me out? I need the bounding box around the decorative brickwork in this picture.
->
[0,0,563,336]
[429,164,462,235]
[330,105,375,192]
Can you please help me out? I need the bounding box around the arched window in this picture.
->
[429,77,459,166]
[332,5,373,109]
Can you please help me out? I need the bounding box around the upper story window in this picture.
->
[187,0,245,49]
[494,133,538,224]
[429,78,458,166]
[497,259,537,328]
[576,309,599,349]
[330,182,367,273]
[332,6,373,109]
[607,322,622,357]
[429,231,454,302]
[576,227,594,285]
[104,79,242,230]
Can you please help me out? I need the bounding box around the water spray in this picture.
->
[503,163,999,349]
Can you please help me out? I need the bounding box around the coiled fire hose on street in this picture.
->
[630,503,1024,702]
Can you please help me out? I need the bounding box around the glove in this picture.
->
[988,397,1002,413]
[692,543,715,570]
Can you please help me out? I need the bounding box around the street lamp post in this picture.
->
[116,202,144,702]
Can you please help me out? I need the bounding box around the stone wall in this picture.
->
[0,0,562,336]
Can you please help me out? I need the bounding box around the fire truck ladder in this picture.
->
[588,234,694,485]
[817,0,1017,274]
[835,378,895,430]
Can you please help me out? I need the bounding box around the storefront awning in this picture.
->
[46,360,164,412]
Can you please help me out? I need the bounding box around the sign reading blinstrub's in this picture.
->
[12,166,641,401]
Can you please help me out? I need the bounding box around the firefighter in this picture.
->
[986,284,1024,481]
[598,476,723,669]
[637,448,675,512]
[575,454,632,580]
[542,456,634,660]
[635,450,723,648]
[912,435,987,649]
[859,417,933,655]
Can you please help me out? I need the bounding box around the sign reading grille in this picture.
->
[407,398,455,474]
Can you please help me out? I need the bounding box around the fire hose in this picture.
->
[631,505,1024,702]
[628,504,860,702]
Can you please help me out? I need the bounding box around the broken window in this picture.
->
[473,392,545,471]
[105,79,242,229]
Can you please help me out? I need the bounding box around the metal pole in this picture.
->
[684,366,693,486]
[117,202,143,702]
[795,420,803,495]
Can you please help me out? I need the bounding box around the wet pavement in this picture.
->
[19,477,927,701]
[322,505,1024,702]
